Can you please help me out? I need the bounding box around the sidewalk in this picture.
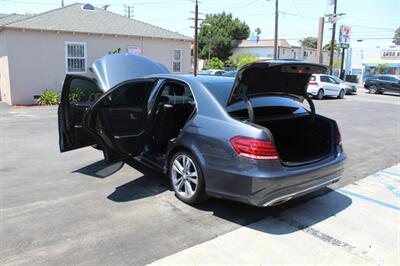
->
[151,164,400,265]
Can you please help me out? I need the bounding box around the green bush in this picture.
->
[206,57,224,69]
[36,90,60,105]
[237,56,258,69]
[69,88,85,102]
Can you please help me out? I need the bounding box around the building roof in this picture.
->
[0,14,28,26]
[1,3,192,41]
[236,39,292,48]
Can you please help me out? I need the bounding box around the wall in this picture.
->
[3,29,191,105]
[232,46,302,61]
[0,31,12,104]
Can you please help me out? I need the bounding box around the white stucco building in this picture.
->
[0,4,192,105]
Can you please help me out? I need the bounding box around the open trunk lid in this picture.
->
[227,60,327,106]
[92,54,170,92]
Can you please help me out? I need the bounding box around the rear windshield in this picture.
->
[202,81,308,119]
[310,75,316,81]
[202,81,233,106]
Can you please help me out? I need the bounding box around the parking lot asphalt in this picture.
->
[1,89,399,265]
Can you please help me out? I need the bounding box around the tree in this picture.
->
[199,12,250,62]
[228,52,258,68]
[206,57,224,69]
[300,37,318,49]
[393,26,400,45]
[323,41,340,52]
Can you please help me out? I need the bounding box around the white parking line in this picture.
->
[150,164,400,265]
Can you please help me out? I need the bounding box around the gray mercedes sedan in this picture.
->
[58,54,345,207]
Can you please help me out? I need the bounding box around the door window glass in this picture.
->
[69,78,102,104]
[328,77,339,84]
[104,81,156,108]
[320,76,330,82]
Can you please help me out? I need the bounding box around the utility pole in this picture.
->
[273,0,279,60]
[316,17,324,64]
[193,0,199,76]
[339,48,345,79]
[328,0,337,74]
[124,5,134,19]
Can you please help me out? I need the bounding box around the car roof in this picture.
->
[145,73,234,84]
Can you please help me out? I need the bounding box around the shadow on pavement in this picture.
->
[192,187,352,235]
[107,159,170,202]
[72,160,125,178]
[74,158,352,235]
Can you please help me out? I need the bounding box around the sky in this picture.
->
[1,0,399,48]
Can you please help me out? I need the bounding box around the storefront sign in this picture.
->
[381,50,400,59]
[127,45,142,55]
[339,25,351,49]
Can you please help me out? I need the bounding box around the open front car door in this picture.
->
[58,74,103,152]
[59,54,168,162]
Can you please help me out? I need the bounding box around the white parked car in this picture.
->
[307,74,345,100]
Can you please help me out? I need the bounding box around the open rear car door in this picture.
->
[83,79,158,162]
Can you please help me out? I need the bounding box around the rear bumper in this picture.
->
[205,153,346,207]
[307,86,319,95]
[345,86,357,93]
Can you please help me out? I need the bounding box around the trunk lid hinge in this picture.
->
[237,84,255,122]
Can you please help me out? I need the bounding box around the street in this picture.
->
[0,89,399,265]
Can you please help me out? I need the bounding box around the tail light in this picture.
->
[338,129,342,144]
[230,136,278,160]
[308,81,319,85]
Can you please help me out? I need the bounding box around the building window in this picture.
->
[65,42,87,73]
[172,49,182,73]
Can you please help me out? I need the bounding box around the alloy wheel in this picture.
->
[317,89,324,100]
[338,89,345,99]
[171,154,198,199]
[369,85,378,94]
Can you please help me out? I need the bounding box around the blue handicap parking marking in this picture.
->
[381,170,400,178]
[373,171,400,198]
[338,188,400,212]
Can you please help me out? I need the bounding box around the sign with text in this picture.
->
[339,25,351,49]
[381,50,400,59]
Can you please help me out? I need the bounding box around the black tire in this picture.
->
[368,85,378,94]
[168,151,207,204]
[338,89,345,99]
[316,89,324,100]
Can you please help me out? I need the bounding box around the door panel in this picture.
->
[58,75,103,152]
[87,79,157,159]
[327,77,341,96]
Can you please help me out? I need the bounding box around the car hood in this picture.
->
[227,61,327,105]
[92,54,170,91]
